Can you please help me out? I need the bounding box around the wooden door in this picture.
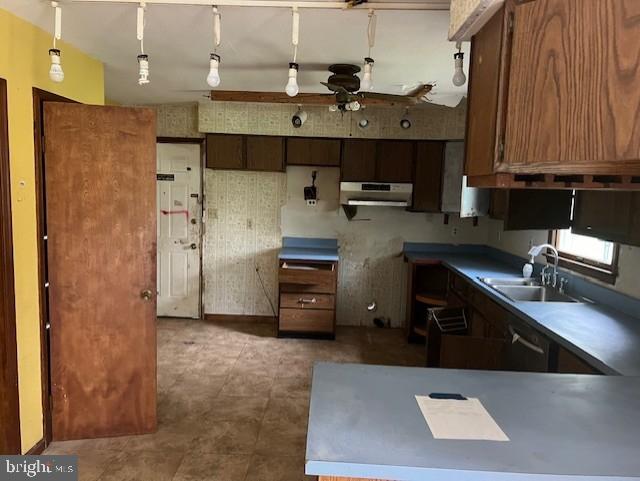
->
[286,138,341,166]
[412,142,444,212]
[376,141,414,182]
[504,0,640,174]
[341,139,376,181]
[503,190,573,231]
[44,103,157,440]
[0,78,21,454]
[246,136,285,171]
[573,191,640,246]
[206,134,245,169]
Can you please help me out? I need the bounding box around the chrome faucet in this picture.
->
[528,243,559,287]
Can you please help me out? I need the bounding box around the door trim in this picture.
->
[156,137,205,319]
[32,88,76,447]
[0,78,21,454]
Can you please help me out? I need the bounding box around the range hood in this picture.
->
[340,182,413,219]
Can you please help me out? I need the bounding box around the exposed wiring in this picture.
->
[212,5,221,54]
[255,265,278,318]
[367,9,376,58]
[291,6,300,63]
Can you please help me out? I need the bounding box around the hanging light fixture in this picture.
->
[206,6,222,88]
[452,41,466,87]
[137,2,150,85]
[48,1,64,83]
[284,7,300,97]
[360,9,376,91]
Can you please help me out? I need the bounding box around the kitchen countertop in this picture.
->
[279,236,339,262]
[404,247,640,377]
[306,362,640,481]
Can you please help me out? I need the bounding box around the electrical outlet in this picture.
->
[451,227,458,237]
[306,199,317,207]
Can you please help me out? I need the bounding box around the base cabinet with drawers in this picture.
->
[278,259,338,338]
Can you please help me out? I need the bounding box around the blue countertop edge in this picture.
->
[280,237,339,262]
[403,243,640,377]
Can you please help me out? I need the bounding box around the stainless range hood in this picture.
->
[340,182,413,219]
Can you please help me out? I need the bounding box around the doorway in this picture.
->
[156,140,203,319]
[0,78,21,454]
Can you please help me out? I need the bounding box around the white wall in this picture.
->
[486,219,640,300]
[282,167,488,326]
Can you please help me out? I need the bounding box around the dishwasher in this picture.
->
[503,314,551,372]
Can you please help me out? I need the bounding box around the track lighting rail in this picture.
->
[70,0,449,11]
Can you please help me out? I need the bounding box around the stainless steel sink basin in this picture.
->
[479,277,579,303]
[491,285,578,303]
[480,277,540,287]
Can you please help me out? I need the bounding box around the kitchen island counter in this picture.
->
[306,362,640,481]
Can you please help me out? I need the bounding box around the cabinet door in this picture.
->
[503,189,573,231]
[504,0,640,174]
[376,140,414,182]
[412,142,444,212]
[246,136,284,171]
[572,191,640,246]
[341,139,377,181]
[206,134,245,169]
[465,6,507,176]
[286,138,341,166]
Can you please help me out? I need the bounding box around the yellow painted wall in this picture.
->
[0,8,104,453]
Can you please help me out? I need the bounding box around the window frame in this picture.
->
[547,230,619,285]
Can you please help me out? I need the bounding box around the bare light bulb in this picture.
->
[452,52,466,87]
[207,53,221,88]
[360,57,374,91]
[48,48,64,83]
[137,54,149,85]
[285,62,299,97]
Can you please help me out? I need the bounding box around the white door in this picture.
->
[157,143,202,318]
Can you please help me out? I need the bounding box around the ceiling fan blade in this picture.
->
[362,84,434,105]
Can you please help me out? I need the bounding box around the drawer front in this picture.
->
[279,266,336,293]
[279,308,334,333]
[280,293,335,310]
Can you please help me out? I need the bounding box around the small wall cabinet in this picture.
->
[286,137,341,167]
[341,140,414,183]
[489,189,573,231]
[465,0,640,189]
[206,133,285,172]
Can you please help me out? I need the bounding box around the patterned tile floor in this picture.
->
[44,318,426,480]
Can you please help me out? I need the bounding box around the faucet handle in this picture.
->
[559,277,569,293]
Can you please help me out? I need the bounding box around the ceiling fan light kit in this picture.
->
[48,1,64,83]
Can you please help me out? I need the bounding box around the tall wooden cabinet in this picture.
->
[465,0,640,189]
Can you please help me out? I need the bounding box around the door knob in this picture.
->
[140,289,154,301]
[190,243,197,249]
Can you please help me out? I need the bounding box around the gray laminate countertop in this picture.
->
[306,362,640,481]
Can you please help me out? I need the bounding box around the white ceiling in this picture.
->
[1,0,468,106]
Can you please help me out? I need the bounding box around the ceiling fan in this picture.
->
[320,63,432,111]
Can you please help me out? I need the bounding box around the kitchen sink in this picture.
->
[480,278,579,303]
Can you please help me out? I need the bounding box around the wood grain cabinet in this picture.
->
[286,137,341,166]
[412,142,444,212]
[206,134,285,171]
[465,0,640,189]
[278,259,338,338]
[488,189,573,231]
[341,139,414,183]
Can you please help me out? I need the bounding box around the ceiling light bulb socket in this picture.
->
[289,62,299,71]
[454,51,464,60]
[364,57,374,66]
[210,53,221,63]
[49,48,61,58]
[138,54,149,63]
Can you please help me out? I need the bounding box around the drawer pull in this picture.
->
[298,297,317,304]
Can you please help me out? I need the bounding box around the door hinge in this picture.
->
[498,140,505,162]
[507,12,514,34]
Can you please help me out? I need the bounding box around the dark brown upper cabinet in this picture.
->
[206,134,245,170]
[341,140,377,181]
[341,139,414,183]
[246,136,285,172]
[376,141,414,183]
[489,189,573,231]
[286,138,341,166]
[573,191,640,247]
[412,142,444,213]
[465,0,640,189]
[206,134,285,172]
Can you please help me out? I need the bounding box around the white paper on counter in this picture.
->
[415,396,509,441]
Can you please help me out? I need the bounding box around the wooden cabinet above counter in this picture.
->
[465,0,640,190]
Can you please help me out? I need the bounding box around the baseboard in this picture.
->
[25,438,45,455]
[204,314,276,324]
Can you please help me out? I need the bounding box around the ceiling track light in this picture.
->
[137,2,150,85]
[49,1,64,83]
[360,9,376,91]
[284,6,300,97]
[452,41,466,87]
[207,6,222,87]
[400,108,411,129]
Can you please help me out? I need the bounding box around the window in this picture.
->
[550,192,619,284]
